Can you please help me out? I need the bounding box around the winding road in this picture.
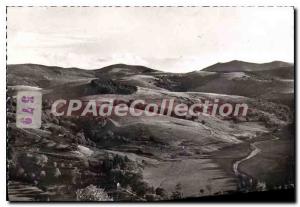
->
[233,135,280,191]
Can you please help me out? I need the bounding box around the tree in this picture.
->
[206,185,212,195]
[199,189,204,195]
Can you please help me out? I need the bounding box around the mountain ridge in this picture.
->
[7,60,294,74]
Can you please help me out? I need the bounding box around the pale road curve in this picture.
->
[233,135,280,190]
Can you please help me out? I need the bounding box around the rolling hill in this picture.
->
[7,60,295,201]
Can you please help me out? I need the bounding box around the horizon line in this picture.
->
[6,59,294,73]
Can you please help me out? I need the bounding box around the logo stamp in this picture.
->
[16,90,42,129]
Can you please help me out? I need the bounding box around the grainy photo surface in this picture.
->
[6,7,295,202]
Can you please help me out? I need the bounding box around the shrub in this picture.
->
[171,183,183,199]
[76,185,113,201]
[155,187,166,197]
[256,181,267,191]
[35,154,48,167]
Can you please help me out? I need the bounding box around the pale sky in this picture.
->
[7,7,294,73]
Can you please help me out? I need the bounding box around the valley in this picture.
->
[7,60,295,201]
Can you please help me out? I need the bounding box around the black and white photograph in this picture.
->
[6,6,295,202]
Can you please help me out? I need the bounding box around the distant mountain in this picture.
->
[202,60,293,72]
[7,61,294,107]
[94,63,157,74]
[7,63,159,88]
[154,60,294,107]
[7,64,95,88]
[7,61,293,87]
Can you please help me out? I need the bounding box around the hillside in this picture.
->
[201,60,292,72]
[7,60,295,201]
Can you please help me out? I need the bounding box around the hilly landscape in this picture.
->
[7,60,295,201]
